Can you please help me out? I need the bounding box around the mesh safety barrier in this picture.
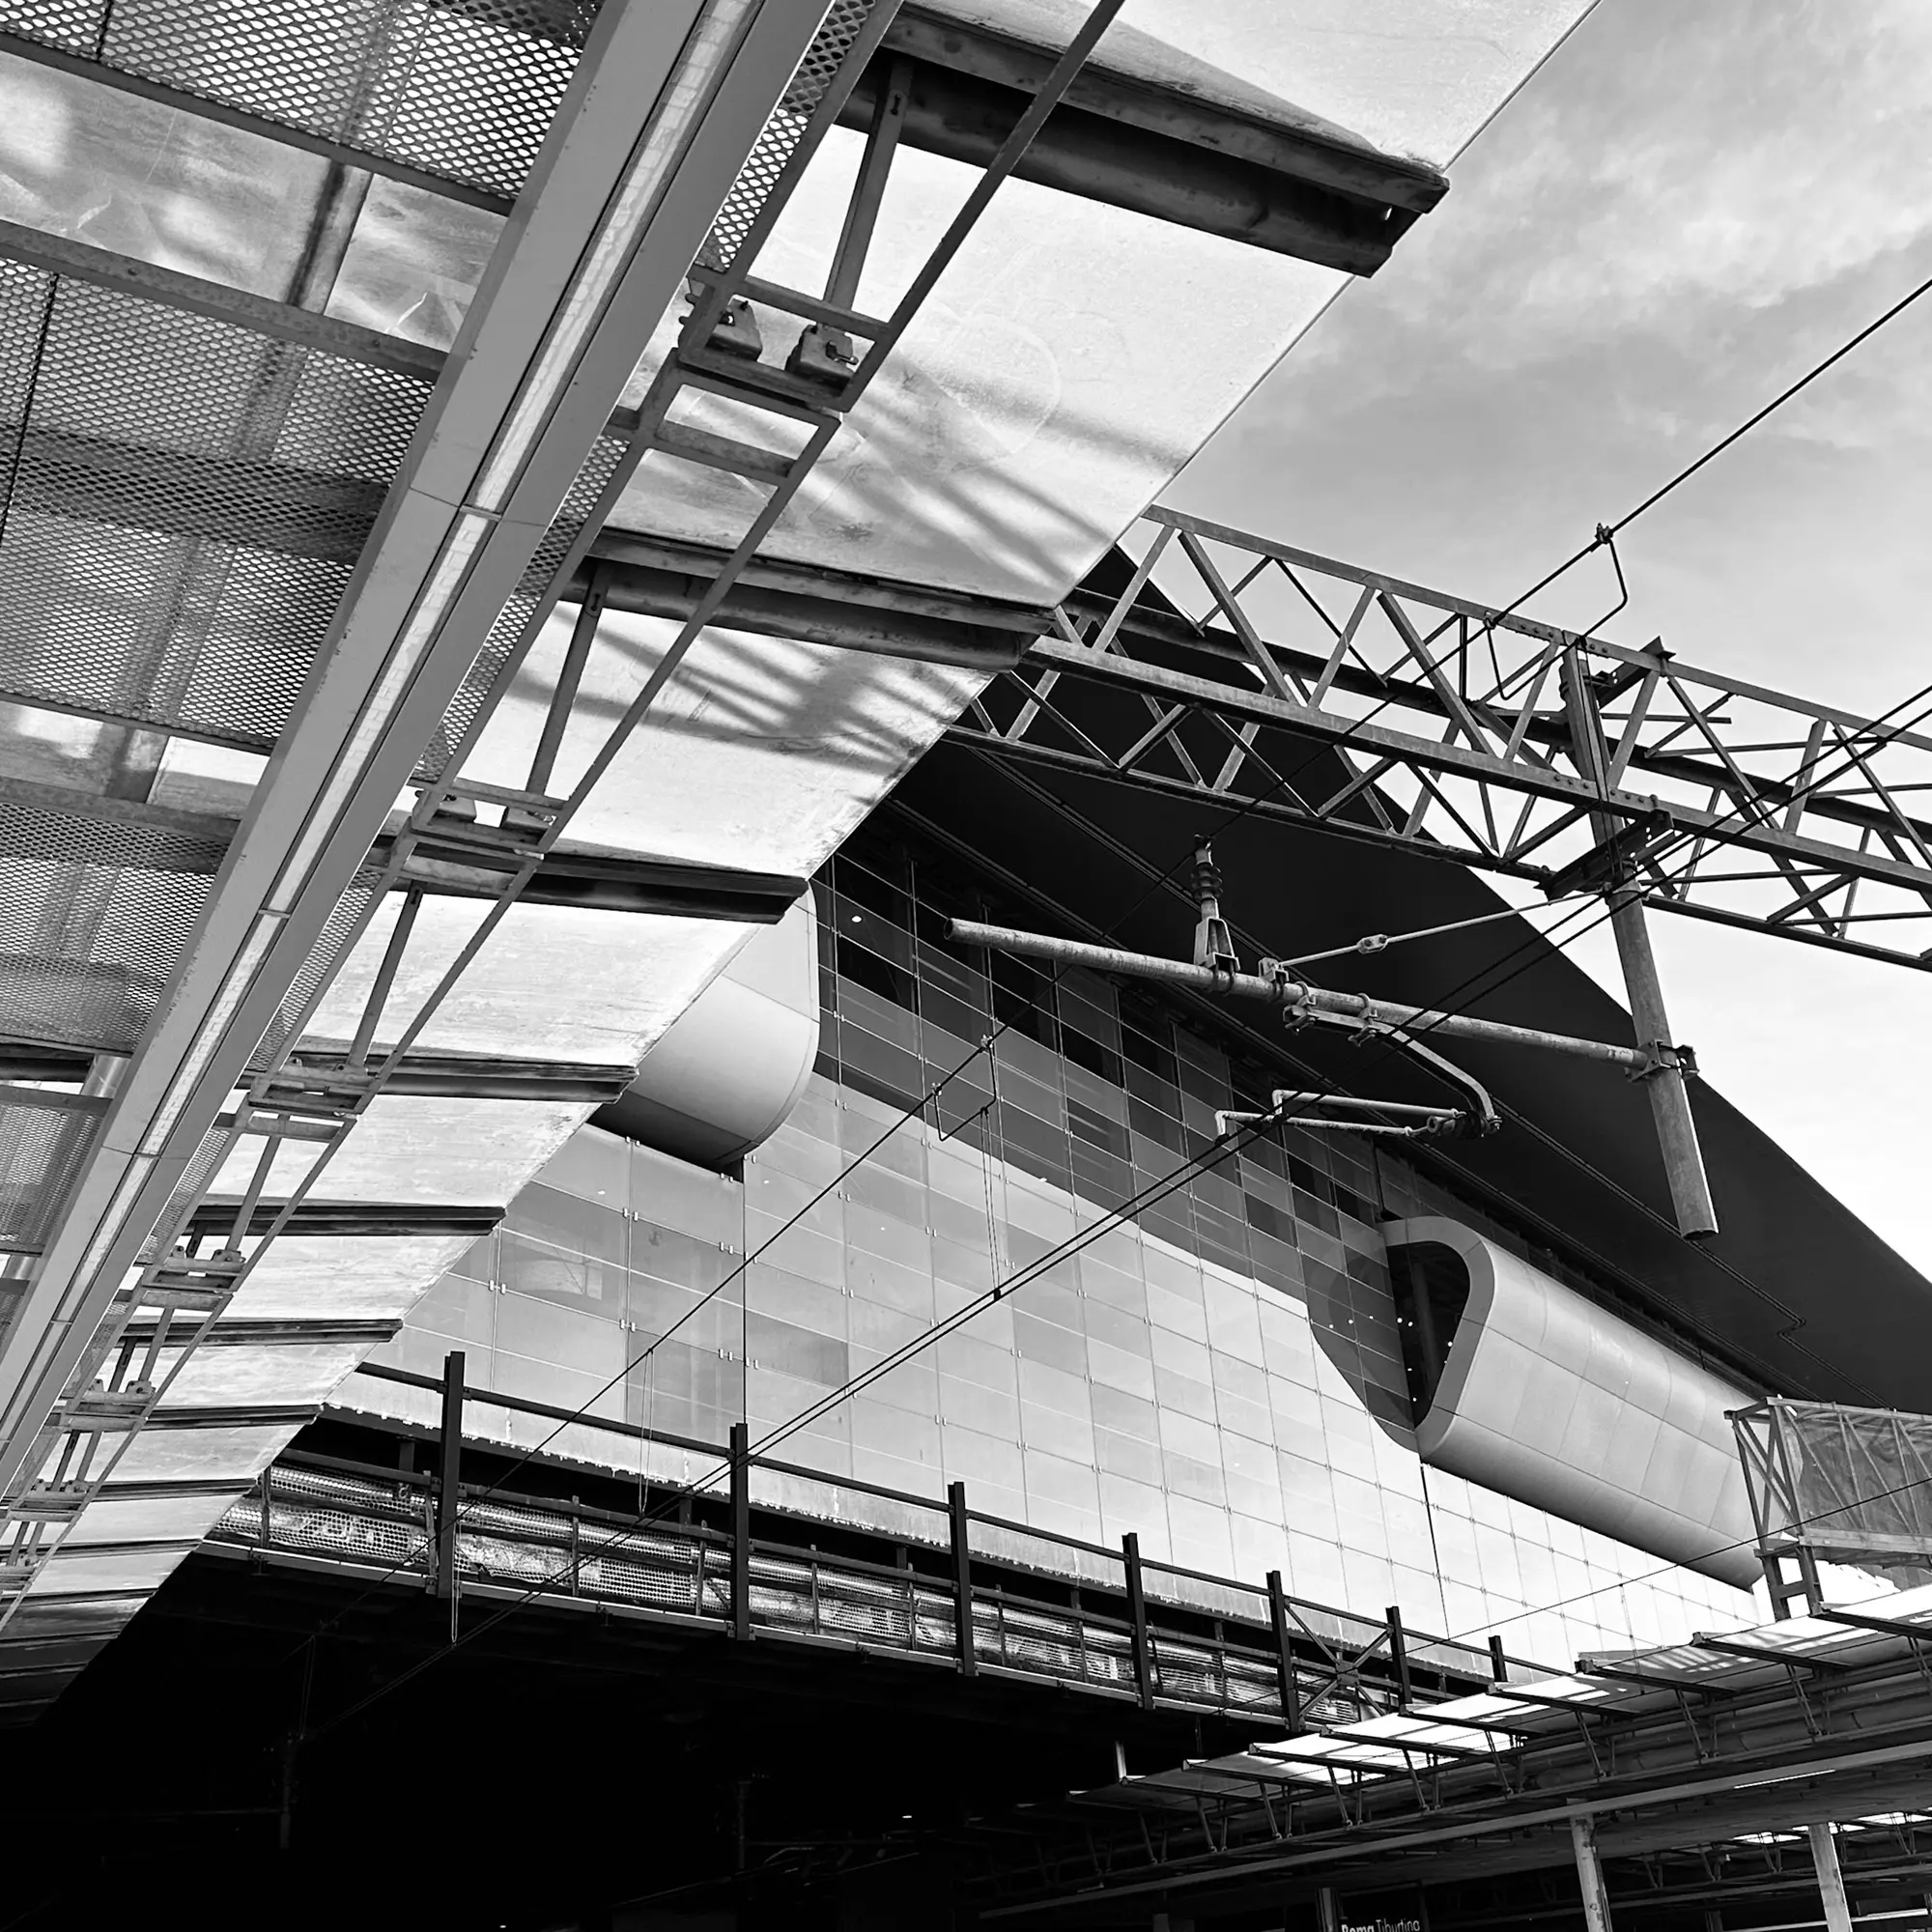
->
[0,798,226,1053]
[2,0,597,199]
[211,1463,1348,1720]
[0,262,432,754]
[248,875,385,1076]
[0,1088,106,1253]
[1737,1399,1932,1589]
[698,0,875,272]
[414,428,629,783]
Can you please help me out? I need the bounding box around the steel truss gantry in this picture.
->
[951,506,1932,976]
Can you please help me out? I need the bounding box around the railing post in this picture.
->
[1266,1570,1302,1734]
[1122,1532,1153,1711]
[1489,1634,1509,1684]
[949,1480,977,1678]
[729,1420,752,1640]
[1385,1604,1411,1709]
[435,1350,464,1635]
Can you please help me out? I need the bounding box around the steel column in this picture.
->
[1563,660,1719,1238]
[1806,1822,1854,1932]
[1571,1814,1616,1932]
[434,1350,464,1632]
[1266,1569,1302,1733]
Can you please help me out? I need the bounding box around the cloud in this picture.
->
[1475,4,1928,315]
[1266,0,1932,391]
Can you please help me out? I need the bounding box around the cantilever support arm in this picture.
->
[948,920,1653,1071]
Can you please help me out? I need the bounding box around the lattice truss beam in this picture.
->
[951,508,1932,973]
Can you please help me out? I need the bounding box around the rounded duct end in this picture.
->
[596,899,820,1169]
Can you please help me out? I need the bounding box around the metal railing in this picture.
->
[211,1365,1541,1725]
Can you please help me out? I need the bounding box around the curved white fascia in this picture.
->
[604,897,821,1167]
[1387,1217,1760,1590]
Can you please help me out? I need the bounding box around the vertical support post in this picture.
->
[1385,1605,1412,1709]
[1489,1634,1510,1684]
[276,1731,298,1851]
[434,1350,463,1634]
[1571,1814,1615,1932]
[1266,1570,1302,1734]
[949,1480,977,1678]
[1806,1822,1854,1932]
[527,565,607,798]
[1122,1532,1153,1711]
[825,54,910,308]
[729,1420,752,1640]
[1562,659,1718,1238]
[1316,1888,1343,1932]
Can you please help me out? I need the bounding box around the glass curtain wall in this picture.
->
[372,828,1759,1665]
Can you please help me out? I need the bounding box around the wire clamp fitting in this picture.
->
[1631,1039,1697,1083]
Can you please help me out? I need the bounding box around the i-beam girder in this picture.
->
[949,507,1932,975]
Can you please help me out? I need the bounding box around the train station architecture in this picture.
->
[0,2,1928,1927]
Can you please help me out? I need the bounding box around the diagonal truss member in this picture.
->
[952,505,1932,977]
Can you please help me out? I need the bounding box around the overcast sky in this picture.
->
[1176,0,1932,1276]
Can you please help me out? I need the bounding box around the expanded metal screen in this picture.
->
[247,874,385,1078]
[4,0,596,199]
[1736,1400,1932,1590]
[698,0,876,272]
[0,1087,107,1253]
[0,261,431,754]
[0,797,226,1054]
[0,261,428,745]
[415,428,629,783]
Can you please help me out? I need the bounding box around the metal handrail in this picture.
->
[337,1364,1545,1682]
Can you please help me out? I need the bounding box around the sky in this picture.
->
[1174,0,1932,1279]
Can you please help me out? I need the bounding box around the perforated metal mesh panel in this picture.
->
[222,1464,432,1567]
[0,798,225,1054]
[5,0,596,199]
[416,429,628,783]
[249,876,384,1076]
[698,0,875,272]
[0,263,432,754]
[0,1090,106,1254]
